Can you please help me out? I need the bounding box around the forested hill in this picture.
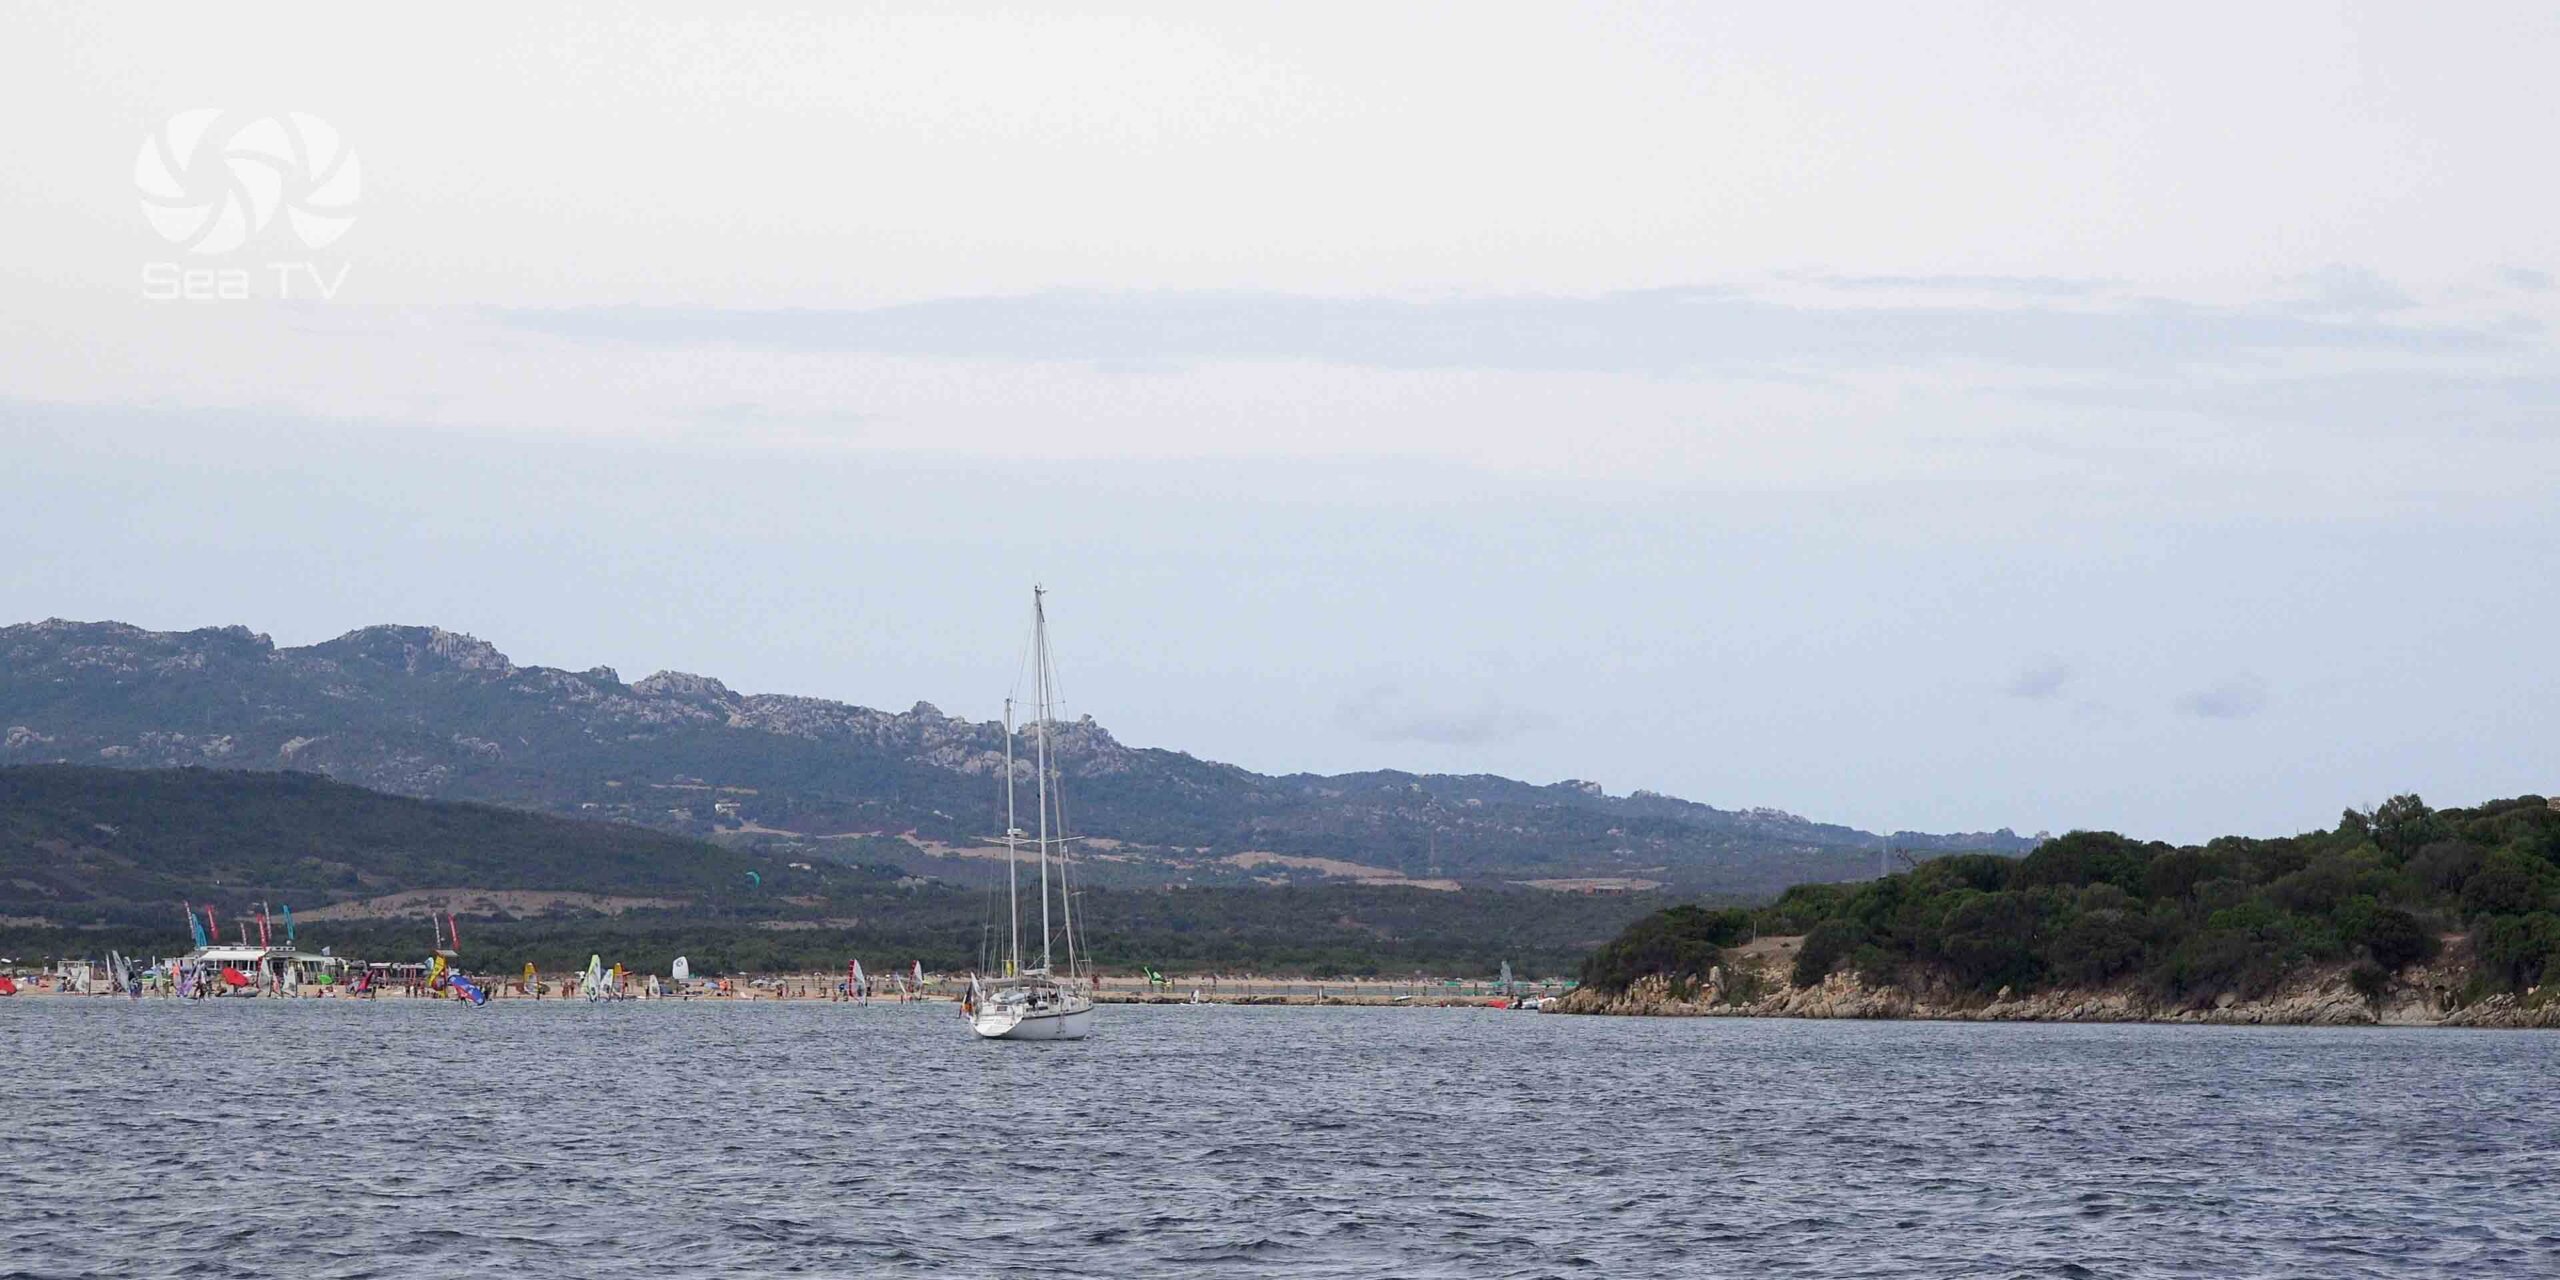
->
[1579,793,2560,1007]
[0,765,1659,976]
[0,619,2032,895]
[0,764,805,926]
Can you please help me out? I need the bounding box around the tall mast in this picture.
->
[1033,586,1053,974]
[1051,619,1079,980]
[1004,696,1020,976]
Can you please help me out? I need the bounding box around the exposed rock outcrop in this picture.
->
[1554,956,2560,1029]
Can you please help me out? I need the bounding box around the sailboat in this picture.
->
[969,586,1097,1042]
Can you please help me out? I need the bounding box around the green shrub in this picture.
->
[2473,912,2560,991]
[1793,919,1863,987]
[1575,903,1752,994]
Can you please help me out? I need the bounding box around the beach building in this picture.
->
[181,945,348,991]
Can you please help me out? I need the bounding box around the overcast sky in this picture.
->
[4,3,2555,843]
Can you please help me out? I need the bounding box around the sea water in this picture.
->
[2,1000,2553,1278]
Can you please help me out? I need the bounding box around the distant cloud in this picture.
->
[681,402,871,427]
[2176,674,2270,720]
[2004,660,2071,700]
[2498,266,2555,292]
[497,281,2509,378]
[1792,272,2101,298]
[1336,685,1554,746]
[2292,265,2418,316]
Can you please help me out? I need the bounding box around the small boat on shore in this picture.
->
[968,586,1095,1043]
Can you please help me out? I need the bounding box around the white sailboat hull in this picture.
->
[971,999,1094,1041]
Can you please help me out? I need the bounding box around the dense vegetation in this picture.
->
[1582,794,2560,1005]
[0,764,809,924]
[0,883,1655,980]
[1575,904,1756,995]
[0,766,1656,976]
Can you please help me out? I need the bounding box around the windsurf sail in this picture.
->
[448,973,489,1006]
[583,955,605,999]
[911,960,924,991]
[672,956,690,982]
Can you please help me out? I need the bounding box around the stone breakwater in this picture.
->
[1551,961,2560,1029]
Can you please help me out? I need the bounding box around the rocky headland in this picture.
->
[1551,943,2560,1029]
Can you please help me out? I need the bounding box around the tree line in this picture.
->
[1581,793,2560,1006]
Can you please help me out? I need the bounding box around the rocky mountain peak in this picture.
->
[316,625,514,676]
[633,670,736,702]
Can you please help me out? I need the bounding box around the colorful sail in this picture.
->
[185,901,208,949]
[282,904,295,946]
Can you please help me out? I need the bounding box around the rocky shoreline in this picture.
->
[1550,959,2560,1029]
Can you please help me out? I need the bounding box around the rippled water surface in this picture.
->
[5,1001,2556,1278]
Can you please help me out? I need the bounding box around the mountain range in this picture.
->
[0,619,2033,897]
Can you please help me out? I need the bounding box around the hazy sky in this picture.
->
[4,3,2555,843]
